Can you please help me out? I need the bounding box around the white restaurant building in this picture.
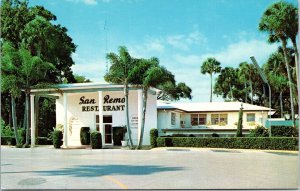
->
[29,83,274,147]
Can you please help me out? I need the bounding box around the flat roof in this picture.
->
[157,101,274,113]
[30,83,160,95]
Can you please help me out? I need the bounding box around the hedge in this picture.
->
[271,126,298,137]
[156,137,298,150]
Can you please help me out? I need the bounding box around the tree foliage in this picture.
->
[1,0,77,141]
[200,57,221,102]
[259,0,297,127]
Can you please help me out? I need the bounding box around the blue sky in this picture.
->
[29,0,297,102]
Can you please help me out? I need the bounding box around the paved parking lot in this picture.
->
[1,146,298,189]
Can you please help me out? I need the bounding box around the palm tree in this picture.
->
[129,58,175,149]
[283,2,298,95]
[157,82,192,101]
[201,57,221,102]
[264,49,289,118]
[105,46,137,148]
[269,74,288,118]
[1,42,23,146]
[19,47,54,147]
[213,67,238,101]
[259,1,296,127]
[238,62,256,104]
[1,42,54,147]
[221,67,236,101]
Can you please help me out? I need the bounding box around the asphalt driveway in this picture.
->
[1,146,298,189]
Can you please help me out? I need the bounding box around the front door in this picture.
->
[103,115,113,144]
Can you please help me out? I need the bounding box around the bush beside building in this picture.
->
[156,137,298,150]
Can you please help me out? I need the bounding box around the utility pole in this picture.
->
[250,56,272,137]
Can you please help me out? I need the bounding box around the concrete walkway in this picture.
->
[1,146,298,189]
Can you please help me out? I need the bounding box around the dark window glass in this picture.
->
[103,116,112,123]
[105,124,112,134]
[96,115,99,123]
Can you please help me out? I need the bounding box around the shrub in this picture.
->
[1,137,14,145]
[212,133,219,137]
[90,131,102,149]
[236,105,243,137]
[1,121,18,145]
[53,130,63,148]
[113,127,126,146]
[80,127,90,145]
[17,128,26,145]
[271,126,298,137]
[156,137,298,150]
[150,128,158,148]
[249,126,269,137]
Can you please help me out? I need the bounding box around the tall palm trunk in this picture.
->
[244,83,248,103]
[280,91,283,118]
[11,96,19,146]
[137,88,148,149]
[281,39,295,127]
[24,93,30,146]
[291,38,299,100]
[249,80,253,104]
[124,81,133,147]
[292,38,300,128]
[34,96,40,140]
[210,74,212,102]
[229,84,233,101]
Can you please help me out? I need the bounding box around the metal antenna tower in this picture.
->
[104,14,108,74]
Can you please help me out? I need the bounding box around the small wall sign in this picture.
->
[130,115,138,128]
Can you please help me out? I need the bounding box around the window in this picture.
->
[103,115,112,123]
[198,114,207,125]
[219,114,228,124]
[211,114,228,125]
[211,114,219,125]
[191,114,198,126]
[171,113,176,125]
[96,115,100,131]
[247,113,255,122]
[191,114,207,126]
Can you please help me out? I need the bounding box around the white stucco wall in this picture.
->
[157,111,169,136]
[56,90,157,146]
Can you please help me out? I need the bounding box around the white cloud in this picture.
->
[209,39,278,67]
[84,0,98,5]
[71,53,107,82]
[166,31,207,51]
[146,40,165,53]
[128,30,206,58]
[171,39,277,69]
